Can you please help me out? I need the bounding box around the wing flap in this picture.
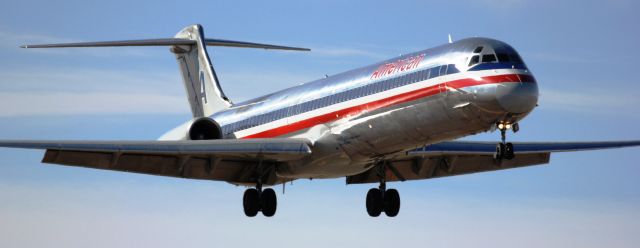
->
[41,150,264,183]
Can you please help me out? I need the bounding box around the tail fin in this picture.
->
[172,24,230,117]
[21,24,310,117]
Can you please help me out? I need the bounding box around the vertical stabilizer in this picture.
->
[171,25,232,117]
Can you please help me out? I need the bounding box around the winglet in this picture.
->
[448,34,453,44]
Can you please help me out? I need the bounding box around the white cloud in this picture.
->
[539,88,639,114]
[0,30,162,58]
[220,69,318,102]
[472,0,530,9]
[0,92,188,116]
[529,52,597,64]
[1,179,640,248]
[310,47,390,60]
[0,66,190,116]
[0,66,316,115]
[0,30,70,46]
[0,67,181,94]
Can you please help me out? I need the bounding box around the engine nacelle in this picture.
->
[189,117,223,140]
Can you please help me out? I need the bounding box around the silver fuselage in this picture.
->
[162,37,539,180]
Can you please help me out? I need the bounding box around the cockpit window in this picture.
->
[473,46,483,53]
[482,54,497,63]
[509,53,524,64]
[496,53,510,62]
[496,52,524,64]
[469,55,480,66]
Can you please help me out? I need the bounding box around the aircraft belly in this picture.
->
[333,90,498,160]
[277,90,505,179]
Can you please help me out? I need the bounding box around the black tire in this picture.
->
[366,188,383,217]
[384,189,400,217]
[505,142,515,160]
[243,188,260,217]
[260,188,277,217]
[494,143,504,160]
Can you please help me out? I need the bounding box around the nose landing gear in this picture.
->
[494,122,518,160]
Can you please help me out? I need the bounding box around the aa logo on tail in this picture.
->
[199,70,208,104]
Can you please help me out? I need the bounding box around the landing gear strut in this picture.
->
[243,181,277,217]
[365,164,401,217]
[494,122,518,160]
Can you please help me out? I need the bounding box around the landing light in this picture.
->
[497,122,513,130]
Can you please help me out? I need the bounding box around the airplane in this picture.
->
[1,24,639,217]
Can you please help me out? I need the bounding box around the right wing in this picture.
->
[0,138,312,185]
[347,140,640,184]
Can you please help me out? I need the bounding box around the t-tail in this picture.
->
[20,24,310,117]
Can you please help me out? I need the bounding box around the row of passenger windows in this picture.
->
[222,64,459,134]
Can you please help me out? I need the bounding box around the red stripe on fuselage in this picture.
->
[242,73,532,139]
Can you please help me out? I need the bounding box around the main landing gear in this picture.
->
[366,182,400,217]
[365,164,400,217]
[494,122,519,160]
[243,182,277,217]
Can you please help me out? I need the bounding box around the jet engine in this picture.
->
[188,117,223,140]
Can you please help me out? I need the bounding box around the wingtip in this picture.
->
[19,45,28,48]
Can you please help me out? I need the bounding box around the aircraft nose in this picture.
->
[495,82,539,114]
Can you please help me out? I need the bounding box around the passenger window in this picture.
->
[496,53,510,62]
[447,65,459,74]
[439,65,448,75]
[482,54,497,63]
[468,55,480,66]
[473,46,483,53]
[430,67,440,78]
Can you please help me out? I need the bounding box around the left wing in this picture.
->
[347,140,640,184]
[0,139,312,185]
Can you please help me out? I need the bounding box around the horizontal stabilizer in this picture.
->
[21,38,310,51]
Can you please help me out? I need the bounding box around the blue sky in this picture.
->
[1,0,640,247]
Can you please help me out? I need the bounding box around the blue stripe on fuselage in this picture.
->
[468,62,527,71]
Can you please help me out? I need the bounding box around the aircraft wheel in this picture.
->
[243,188,260,217]
[505,142,515,160]
[260,188,277,217]
[366,188,383,217]
[384,189,400,217]
[494,143,505,160]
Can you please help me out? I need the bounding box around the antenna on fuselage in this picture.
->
[448,34,453,44]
